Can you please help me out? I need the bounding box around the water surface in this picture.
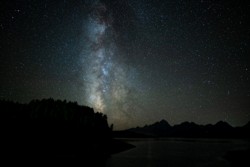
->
[106,138,250,167]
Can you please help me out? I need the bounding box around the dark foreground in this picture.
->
[2,139,134,166]
[1,100,249,166]
[2,138,249,167]
[106,138,250,167]
[0,99,134,165]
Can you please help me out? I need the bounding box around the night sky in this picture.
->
[1,0,249,129]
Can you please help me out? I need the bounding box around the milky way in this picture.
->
[82,0,137,128]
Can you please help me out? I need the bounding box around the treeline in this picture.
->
[0,99,112,159]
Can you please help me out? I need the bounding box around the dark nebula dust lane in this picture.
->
[81,0,140,128]
[0,0,249,129]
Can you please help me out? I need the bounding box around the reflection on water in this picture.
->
[106,138,250,167]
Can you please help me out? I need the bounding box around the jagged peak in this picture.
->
[159,119,169,124]
[153,119,170,126]
[173,121,199,128]
[215,121,232,128]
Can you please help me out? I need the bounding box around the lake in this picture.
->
[106,138,250,167]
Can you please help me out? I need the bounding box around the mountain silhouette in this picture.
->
[122,120,250,138]
[214,121,233,129]
[129,119,171,136]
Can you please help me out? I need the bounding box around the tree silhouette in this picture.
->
[0,99,113,158]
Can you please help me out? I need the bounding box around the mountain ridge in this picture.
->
[122,119,250,138]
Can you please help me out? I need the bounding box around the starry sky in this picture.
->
[1,0,249,129]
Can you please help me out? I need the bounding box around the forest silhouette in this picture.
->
[0,98,133,164]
